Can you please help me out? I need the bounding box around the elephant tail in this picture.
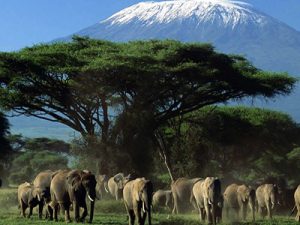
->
[289,205,296,217]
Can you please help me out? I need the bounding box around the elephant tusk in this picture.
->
[142,202,146,213]
[104,186,109,193]
[271,202,275,209]
[208,199,213,205]
[88,194,94,202]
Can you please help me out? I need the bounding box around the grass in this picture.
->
[0,188,299,225]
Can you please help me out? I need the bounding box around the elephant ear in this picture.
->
[237,187,247,202]
[114,173,125,189]
[133,179,144,201]
[31,188,41,202]
[66,170,82,201]
[113,173,124,183]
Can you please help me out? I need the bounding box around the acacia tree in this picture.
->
[0,37,296,178]
[0,112,12,181]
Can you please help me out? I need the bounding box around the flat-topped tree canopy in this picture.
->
[0,37,297,135]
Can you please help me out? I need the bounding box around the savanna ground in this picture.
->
[0,188,297,225]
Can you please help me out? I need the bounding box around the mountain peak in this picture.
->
[102,0,262,29]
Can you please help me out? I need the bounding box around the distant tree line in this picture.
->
[0,37,298,185]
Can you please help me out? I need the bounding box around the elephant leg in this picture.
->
[296,210,300,222]
[258,206,263,219]
[172,195,178,214]
[74,202,80,222]
[196,204,202,222]
[21,203,27,218]
[27,206,33,218]
[235,208,240,221]
[54,204,59,222]
[201,208,206,221]
[129,210,135,225]
[60,203,71,223]
[266,203,272,219]
[133,202,142,225]
[204,201,211,224]
[115,190,119,200]
[80,202,88,222]
[47,204,53,220]
[225,205,229,220]
[141,211,147,225]
[242,204,247,221]
[38,201,44,219]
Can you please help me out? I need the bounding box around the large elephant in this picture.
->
[152,189,173,211]
[123,178,153,225]
[223,184,255,221]
[18,182,40,218]
[171,177,202,214]
[294,185,300,221]
[256,183,279,219]
[192,177,222,225]
[49,169,96,223]
[108,173,131,200]
[96,174,109,200]
[33,170,57,219]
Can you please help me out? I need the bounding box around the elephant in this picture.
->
[223,183,255,221]
[96,174,109,200]
[192,177,222,225]
[33,170,57,219]
[108,173,131,200]
[17,182,41,218]
[171,177,202,214]
[152,189,173,211]
[49,169,96,223]
[256,183,279,219]
[293,185,300,221]
[123,178,153,225]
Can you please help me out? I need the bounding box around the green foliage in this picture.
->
[24,137,70,153]
[0,112,11,180]
[161,106,300,184]
[8,150,68,184]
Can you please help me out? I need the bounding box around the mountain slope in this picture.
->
[59,0,300,75]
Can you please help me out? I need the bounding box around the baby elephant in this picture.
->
[18,182,41,218]
[152,189,173,211]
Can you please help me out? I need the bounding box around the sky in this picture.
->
[0,0,300,52]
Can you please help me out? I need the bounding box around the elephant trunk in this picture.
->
[212,205,216,225]
[148,205,152,225]
[142,183,153,225]
[89,199,95,223]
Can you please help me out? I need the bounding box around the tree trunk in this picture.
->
[154,131,175,182]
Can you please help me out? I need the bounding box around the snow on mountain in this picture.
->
[104,0,263,29]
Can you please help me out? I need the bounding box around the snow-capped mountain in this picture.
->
[58,0,300,76]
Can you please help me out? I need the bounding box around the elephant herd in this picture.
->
[16,170,300,225]
[17,170,153,225]
[155,177,300,224]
